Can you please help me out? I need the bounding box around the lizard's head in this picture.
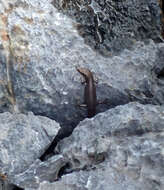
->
[76,67,92,78]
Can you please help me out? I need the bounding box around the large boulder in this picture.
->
[53,0,161,55]
[0,112,60,186]
[35,102,164,190]
[0,0,163,129]
[0,1,164,189]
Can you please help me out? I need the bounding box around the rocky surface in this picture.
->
[0,0,163,130]
[0,112,60,189]
[10,155,67,189]
[1,102,162,190]
[0,0,129,126]
[0,180,15,190]
[0,0,164,190]
[53,0,161,56]
[33,102,164,190]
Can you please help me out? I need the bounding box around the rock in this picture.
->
[0,1,163,189]
[52,102,164,189]
[0,112,60,181]
[10,155,68,189]
[0,181,22,190]
[0,180,16,190]
[33,167,146,190]
[53,0,161,56]
[0,0,163,131]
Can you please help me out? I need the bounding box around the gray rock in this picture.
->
[0,0,163,130]
[0,112,60,178]
[53,0,161,56]
[34,167,144,190]
[0,1,164,189]
[11,155,68,189]
[0,181,21,190]
[0,180,15,190]
[53,102,164,190]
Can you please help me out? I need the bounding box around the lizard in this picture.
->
[40,67,97,161]
[76,67,97,118]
